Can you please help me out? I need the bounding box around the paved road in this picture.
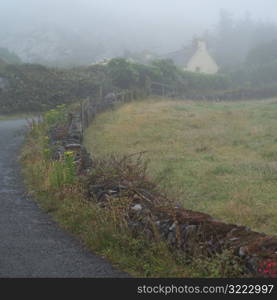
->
[0,119,128,277]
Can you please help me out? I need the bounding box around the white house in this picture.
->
[185,40,218,74]
[166,39,219,74]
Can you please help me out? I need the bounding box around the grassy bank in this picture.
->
[20,105,244,278]
[84,98,277,235]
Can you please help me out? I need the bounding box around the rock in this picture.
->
[52,145,65,160]
[131,204,142,212]
[180,224,188,234]
[167,231,176,245]
[104,92,116,102]
[89,184,105,194]
[65,143,82,150]
[239,246,247,257]
[169,222,177,231]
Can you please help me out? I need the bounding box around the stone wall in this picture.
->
[49,94,277,278]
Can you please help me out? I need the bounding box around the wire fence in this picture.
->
[80,89,136,132]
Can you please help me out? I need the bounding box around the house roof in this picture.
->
[165,40,219,70]
[165,43,197,67]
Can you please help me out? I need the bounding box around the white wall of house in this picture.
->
[185,40,219,74]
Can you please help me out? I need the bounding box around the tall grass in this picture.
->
[84,98,277,235]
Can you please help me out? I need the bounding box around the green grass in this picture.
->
[84,98,277,235]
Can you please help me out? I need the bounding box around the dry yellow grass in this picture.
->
[84,98,277,235]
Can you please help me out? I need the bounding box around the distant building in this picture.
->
[166,39,219,74]
[91,57,111,66]
[123,49,157,65]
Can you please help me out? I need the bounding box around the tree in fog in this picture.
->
[246,39,277,66]
[206,10,277,71]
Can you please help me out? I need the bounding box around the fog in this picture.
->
[0,0,276,66]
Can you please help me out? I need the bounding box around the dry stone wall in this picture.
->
[49,93,277,278]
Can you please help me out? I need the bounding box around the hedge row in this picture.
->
[1,58,277,114]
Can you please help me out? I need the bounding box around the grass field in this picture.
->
[84,98,277,235]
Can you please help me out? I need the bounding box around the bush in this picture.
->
[0,64,106,113]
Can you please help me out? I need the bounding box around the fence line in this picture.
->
[149,81,177,97]
[80,89,136,133]
[79,77,277,133]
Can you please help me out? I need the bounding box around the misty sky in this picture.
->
[0,0,276,63]
[1,0,276,23]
